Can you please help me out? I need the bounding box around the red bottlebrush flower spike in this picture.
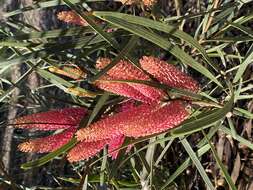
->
[96,58,165,103]
[67,135,127,162]
[140,56,199,93]
[57,11,88,26]
[67,139,108,162]
[121,100,189,137]
[94,75,153,103]
[18,127,76,153]
[76,103,158,142]
[13,108,87,130]
[76,101,188,142]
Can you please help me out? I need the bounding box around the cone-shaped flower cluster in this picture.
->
[93,56,199,103]
[57,11,102,27]
[67,139,108,162]
[95,58,165,103]
[13,107,127,161]
[18,127,76,153]
[14,108,86,131]
[67,135,126,162]
[140,56,199,93]
[14,108,86,153]
[57,11,88,26]
[76,100,188,141]
[14,56,199,163]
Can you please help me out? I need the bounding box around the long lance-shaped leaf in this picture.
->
[93,11,219,72]
[181,138,215,190]
[61,0,157,71]
[203,131,237,190]
[86,93,110,127]
[0,35,105,68]
[171,92,234,136]
[228,22,253,38]
[37,69,97,97]
[161,125,220,189]
[92,16,222,87]
[63,0,119,48]
[3,0,106,18]
[220,126,253,151]
[4,26,94,41]
[233,43,253,83]
[58,176,139,187]
[161,144,211,189]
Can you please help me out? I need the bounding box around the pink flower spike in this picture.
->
[96,58,165,103]
[18,127,76,153]
[140,56,200,93]
[122,101,189,137]
[57,11,88,26]
[76,103,157,142]
[13,108,87,131]
[67,139,108,162]
[95,75,153,103]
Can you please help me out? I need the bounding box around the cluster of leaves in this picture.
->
[0,0,253,189]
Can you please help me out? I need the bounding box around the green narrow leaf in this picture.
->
[93,11,218,72]
[233,107,253,119]
[37,69,97,97]
[233,44,253,83]
[3,0,107,18]
[171,93,234,136]
[0,40,34,47]
[215,12,253,37]
[161,125,219,189]
[228,22,253,38]
[63,0,119,48]
[220,126,253,151]
[6,26,94,40]
[203,131,237,190]
[86,92,110,126]
[0,35,105,68]
[154,139,174,167]
[181,138,215,190]
[100,148,108,187]
[92,16,222,87]
[161,144,211,189]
